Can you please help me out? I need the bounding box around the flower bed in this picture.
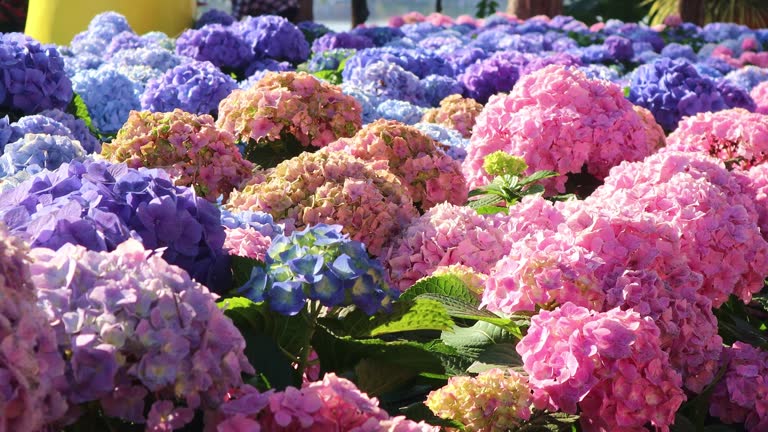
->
[2,7,768,432]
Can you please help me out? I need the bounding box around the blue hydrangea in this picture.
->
[141,31,175,51]
[194,9,235,29]
[104,31,153,59]
[459,51,529,104]
[579,64,622,82]
[38,109,101,154]
[140,60,237,116]
[69,34,109,57]
[0,134,85,178]
[350,26,405,46]
[86,11,133,40]
[375,99,426,125]
[413,122,468,161]
[627,57,727,131]
[176,24,253,71]
[220,208,284,238]
[497,33,546,54]
[0,159,231,290]
[603,35,634,63]
[661,43,698,62]
[243,58,294,79]
[700,22,754,43]
[311,32,374,53]
[342,46,452,81]
[0,33,73,115]
[109,64,164,92]
[6,115,73,146]
[550,36,579,52]
[0,116,12,149]
[236,15,310,64]
[700,56,736,75]
[694,63,725,79]
[72,66,141,134]
[548,15,589,33]
[400,22,443,42]
[418,35,466,57]
[723,65,768,91]
[345,60,426,105]
[340,84,382,124]
[578,45,611,64]
[306,48,356,73]
[297,21,333,44]
[441,46,488,77]
[238,224,396,316]
[63,53,103,77]
[421,74,464,107]
[108,47,184,73]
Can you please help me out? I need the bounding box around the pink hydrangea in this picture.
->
[223,227,272,261]
[421,94,484,139]
[425,368,532,432]
[102,109,254,201]
[517,302,685,432]
[216,71,362,166]
[0,225,68,431]
[710,342,768,431]
[482,228,605,314]
[226,150,418,256]
[590,151,768,306]
[463,65,663,193]
[385,203,514,291]
[327,119,468,211]
[665,108,768,169]
[751,80,768,114]
[739,163,768,240]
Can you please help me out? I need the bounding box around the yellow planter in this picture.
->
[24,0,197,45]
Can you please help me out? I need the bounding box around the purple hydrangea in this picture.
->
[661,43,698,62]
[0,159,231,290]
[195,8,235,29]
[345,60,426,105]
[716,79,757,111]
[0,134,85,178]
[521,52,582,77]
[701,22,753,43]
[340,83,382,124]
[440,46,489,76]
[0,33,73,115]
[39,109,101,154]
[349,26,405,46]
[72,66,141,134]
[176,24,253,71]
[85,11,133,40]
[418,35,465,56]
[723,65,768,92]
[239,224,397,315]
[29,239,253,427]
[220,208,284,238]
[459,51,530,104]
[579,64,622,82]
[243,58,293,81]
[141,60,237,116]
[297,21,333,44]
[627,57,728,131]
[421,74,464,107]
[375,99,427,124]
[63,53,104,77]
[401,22,443,42]
[603,35,634,63]
[342,46,452,81]
[108,47,183,72]
[104,31,152,59]
[6,115,73,146]
[414,122,469,161]
[0,116,12,148]
[236,15,310,64]
[311,32,375,53]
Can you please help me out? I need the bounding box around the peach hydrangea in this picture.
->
[327,119,468,211]
[463,65,663,193]
[226,150,417,256]
[420,94,484,139]
[102,109,254,201]
[665,108,768,169]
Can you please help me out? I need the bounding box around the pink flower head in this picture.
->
[710,342,768,431]
[385,202,514,290]
[421,94,484,139]
[665,108,768,170]
[750,80,768,114]
[463,65,663,193]
[663,14,683,26]
[226,150,418,256]
[327,119,468,211]
[103,109,254,201]
[223,227,272,261]
[517,303,685,432]
[424,12,454,27]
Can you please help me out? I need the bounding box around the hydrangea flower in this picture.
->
[108,47,183,72]
[738,163,768,241]
[236,15,310,64]
[413,122,469,161]
[141,60,238,116]
[220,208,284,238]
[0,134,85,178]
[238,224,397,315]
[194,8,235,29]
[311,32,375,53]
[385,202,515,290]
[426,369,532,431]
[420,94,483,138]
[421,74,464,107]
[224,227,271,261]
[342,47,452,81]
[227,150,417,256]
[104,31,153,59]
[751,79,768,114]
[102,109,254,201]
[216,72,362,167]
[716,79,757,111]
[724,65,768,92]
[72,66,141,134]
[29,240,253,427]
[176,25,253,72]
[5,114,73,145]
[38,109,101,154]
[458,51,530,104]
[666,108,768,169]
[709,342,768,431]
[0,33,73,115]
[305,48,356,73]
[297,21,333,45]
[440,46,488,76]
[328,119,467,211]
[0,159,231,290]
[375,100,426,125]
[345,61,426,105]
[517,302,685,431]
[465,65,663,193]
[520,52,582,77]
[0,224,68,431]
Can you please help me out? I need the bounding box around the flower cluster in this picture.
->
[666,108,768,169]
[103,31,153,59]
[709,342,768,431]
[426,369,532,432]
[215,374,438,431]
[752,80,768,114]
[141,60,238,116]
[71,66,141,134]
[517,302,685,431]
[0,33,73,115]
[227,150,417,256]
[342,47,452,81]
[216,72,362,166]
[375,100,427,125]
[464,65,662,192]
[0,159,231,290]
[421,94,484,138]
[109,47,183,72]
[4,114,73,145]
[102,109,254,201]
[0,224,68,431]
[38,109,101,153]
[328,119,467,211]
[385,203,514,290]
[175,24,253,72]
[29,240,253,428]
[0,134,85,178]
[458,51,530,104]
[194,8,235,29]
[421,74,464,107]
[305,48,355,73]
[239,224,396,315]
[344,61,426,105]
[223,227,272,261]
[311,31,375,53]
[235,15,310,64]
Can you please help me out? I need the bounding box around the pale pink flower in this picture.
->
[223,227,272,261]
[750,80,768,114]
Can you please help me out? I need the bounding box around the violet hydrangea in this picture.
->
[458,51,530,104]
[175,24,253,72]
[709,342,768,431]
[141,60,238,116]
[235,15,310,64]
[0,134,85,178]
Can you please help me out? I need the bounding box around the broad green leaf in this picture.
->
[68,93,97,136]
[416,293,527,338]
[521,170,560,184]
[400,274,478,304]
[369,298,454,336]
[355,358,419,396]
[230,256,262,289]
[441,321,518,361]
[466,194,504,209]
[475,205,509,215]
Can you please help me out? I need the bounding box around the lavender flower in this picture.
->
[236,15,310,64]
[717,79,757,111]
[603,35,634,63]
[0,134,85,178]
[350,26,405,46]
[104,31,152,58]
[72,66,141,134]
[343,46,452,81]
[38,109,101,154]
[6,115,73,145]
[723,65,768,92]
[141,60,237,116]
[440,46,488,76]
[312,32,375,53]
[661,43,698,62]
[345,61,426,105]
[108,47,183,72]
[413,122,469,161]
[459,51,530,104]
[195,8,235,29]
[176,24,253,71]
[375,100,426,124]
[220,208,284,238]
[421,74,464,107]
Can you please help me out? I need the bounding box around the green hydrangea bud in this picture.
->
[483,151,528,176]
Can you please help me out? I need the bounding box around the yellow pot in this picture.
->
[24,0,197,45]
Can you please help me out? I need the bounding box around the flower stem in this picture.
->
[296,300,321,379]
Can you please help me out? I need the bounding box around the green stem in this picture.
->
[296,301,322,378]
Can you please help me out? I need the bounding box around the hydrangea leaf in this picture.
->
[354,358,419,396]
[440,321,517,362]
[399,274,477,304]
[369,298,454,337]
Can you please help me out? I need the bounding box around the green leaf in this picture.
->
[416,293,527,338]
[399,401,466,430]
[67,93,97,136]
[466,194,504,210]
[474,205,509,215]
[312,69,342,85]
[520,170,560,184]
[230,256,261,289]
[400,274,478,304]
[623,86,631,97]
[369,298,454,336]
[355,358,420,396]
[517,411,580,432]
[523,184,546,196]
[441,321,518,361]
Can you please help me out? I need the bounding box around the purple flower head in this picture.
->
[220,208,284,238]
[401,22,443,42]
[459,50,530,104]
[0,134,85,178]
[141,60,237,116]
[342,46,452,81]
[243,58,293,82]
[311,32,375,54]
[579,64,622,82]
[440,46,489,76]
[38,109,101,154]
[297,20,333,44]
[86,11,133,40]
[195,9,235,29]
[104,31,152,59]
[0,33,73,115]
[418,35,465,56]
[421,74,464,107]
[72,66,141,134]
[236,15,310,64]
[108,47,183,72]
[350,26,405,46]
[0,116,11,149]
[521,52,582,77]
[0,159,231,291]
[661,43,698,62]
[716,79,757,111]
[701,22,753,43]
[345,60,426,105]
[176,25,253,71]
[6,115,72,145]
[603,35,634,62]
[724,65,768,92]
